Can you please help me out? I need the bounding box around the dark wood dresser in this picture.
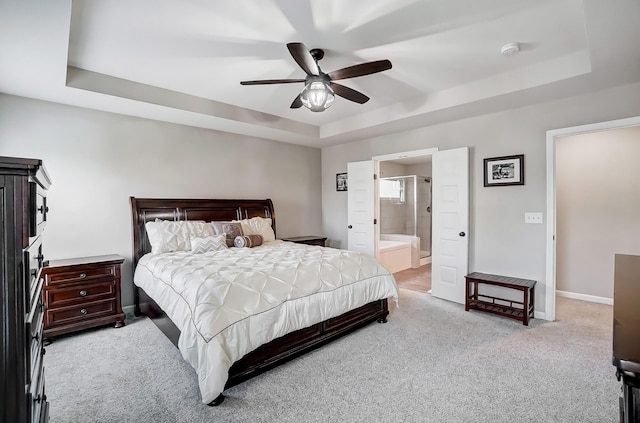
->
[613,254,640,422]
[281,236,327,247]
[42,254,125,341]
[0,156,51,423]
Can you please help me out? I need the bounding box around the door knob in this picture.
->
[348,225,353,229]
[459,232,466,237]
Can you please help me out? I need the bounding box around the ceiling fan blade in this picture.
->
[290,95,303,109]
[328,60,392,81]
[330,82,370,104]
[240,79,305,85]
[287,42,320,76]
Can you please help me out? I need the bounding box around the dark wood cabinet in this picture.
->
[0,156,51,423]
[281,236,327,247]
[613,254,640,423]
[43,255,125,340]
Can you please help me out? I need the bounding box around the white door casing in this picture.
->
[430,147,469,304]
[347,160,376,256]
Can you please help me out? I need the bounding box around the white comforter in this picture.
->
[133,240,398,403]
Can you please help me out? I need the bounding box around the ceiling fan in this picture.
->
[240,42,392,112]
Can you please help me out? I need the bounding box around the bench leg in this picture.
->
[523,288,530,326]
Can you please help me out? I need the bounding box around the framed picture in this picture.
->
[336,173,348,191]
[483,154,524,187]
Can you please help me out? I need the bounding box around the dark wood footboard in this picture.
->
[136,286,388,392]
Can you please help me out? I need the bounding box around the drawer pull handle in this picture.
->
[79,290,88,297]
[79,273,87,279]
[38,205,49,214]
[80,308,88,315]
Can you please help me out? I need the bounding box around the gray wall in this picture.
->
[321,81,640,315]
[556,126,640,300]
[0,94,322,307]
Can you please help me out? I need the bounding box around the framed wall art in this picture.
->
[483,154,524,187]
[336,173,348,191]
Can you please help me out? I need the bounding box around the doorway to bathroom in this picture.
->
[377,155,433,292]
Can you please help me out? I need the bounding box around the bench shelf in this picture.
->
[464,272,536,325]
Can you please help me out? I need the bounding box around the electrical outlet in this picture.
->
[524,212,543,224]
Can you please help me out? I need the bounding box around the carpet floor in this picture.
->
[45,290,619,422]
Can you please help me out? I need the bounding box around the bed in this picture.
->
[130,197,398,405]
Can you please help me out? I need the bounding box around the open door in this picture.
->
[347,160,376,256]
[430,147,469,304]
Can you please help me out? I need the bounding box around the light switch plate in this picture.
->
[525,212,543,224]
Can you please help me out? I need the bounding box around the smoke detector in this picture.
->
[500,42,520,56]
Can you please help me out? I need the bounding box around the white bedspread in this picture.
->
[133,240,398,403]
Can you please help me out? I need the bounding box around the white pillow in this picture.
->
[158,220,192,252]
[145,220,167,254]
[186,220,216,238]
[145,220,217,254]
[235,217,275,242]
[191,235,228,254]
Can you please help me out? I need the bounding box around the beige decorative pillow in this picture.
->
[211,221,244,247]
[235,217,275,242]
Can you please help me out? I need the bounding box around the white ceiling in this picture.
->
[2,0,640,148]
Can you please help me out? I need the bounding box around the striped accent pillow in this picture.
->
[190,235,228,254]
[233,234,264,248]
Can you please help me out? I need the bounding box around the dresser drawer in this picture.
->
[24,237,44,300]
[44,265,116,287]
[25,286,44,385]
[46,298,117,327]
[46,281,115,308]
[28,181,48,238]
[28,362,46,423]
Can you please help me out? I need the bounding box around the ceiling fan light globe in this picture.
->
[300,81,334,112]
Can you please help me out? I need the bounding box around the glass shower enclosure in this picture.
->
[379,175,432,258]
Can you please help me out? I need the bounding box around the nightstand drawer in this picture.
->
[46,281,115,308]
[46,298,117,327]
[44,265,116,286]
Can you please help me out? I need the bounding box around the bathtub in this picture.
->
[378,233,419,273]
[379,240,412,273]
[380,234,421,268]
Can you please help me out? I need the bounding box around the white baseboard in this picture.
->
[419,256,432,266]
[556,290,613,306]
[123,305,136,317]
[534,311,547,321]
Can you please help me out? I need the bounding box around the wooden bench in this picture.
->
[464,272,536,325]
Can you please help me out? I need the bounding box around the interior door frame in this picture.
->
[545,115,640,322]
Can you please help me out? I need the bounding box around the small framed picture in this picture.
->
[483,154,524,187]
[336,173,348,191]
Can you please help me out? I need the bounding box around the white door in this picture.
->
[347,160,376,256]
[430,147,469,304]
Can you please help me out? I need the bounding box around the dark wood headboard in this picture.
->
[130,197,276,268]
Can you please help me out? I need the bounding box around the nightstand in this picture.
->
[282,236,327,247]
[42,254,125,341]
